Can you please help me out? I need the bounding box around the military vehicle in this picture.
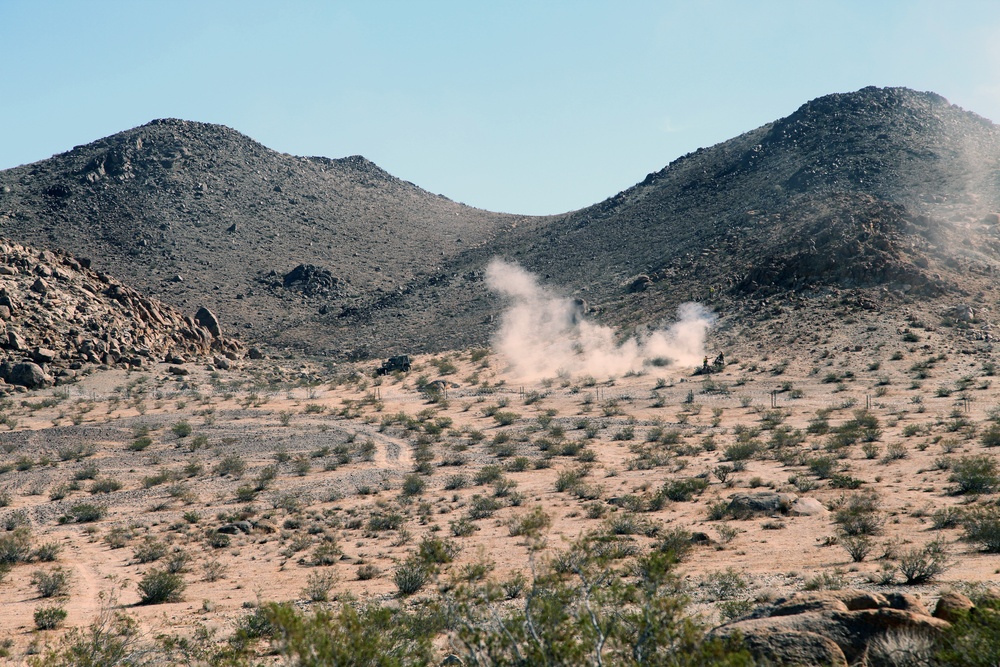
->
[377,355,411,375]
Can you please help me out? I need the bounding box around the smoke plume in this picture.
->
[485,259,715,380]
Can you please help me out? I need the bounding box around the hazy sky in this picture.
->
[4,1,1000,215]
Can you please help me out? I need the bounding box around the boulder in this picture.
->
[6,331,26,351]
[6,362,52,389]
[738,630,847,667]
[248,347,264,360]
[29,277,48,295]
[727,491,796,517]
[789,497,828,516]
[31,347,57,364]
[715,588,952,665]
[933,591,974,622]
[213,356,231,370]
[194,306,221,337]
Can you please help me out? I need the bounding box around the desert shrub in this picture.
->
[61,502,104,523]
[655,527,694,562]
[417,536,459,566]
[400,474,426,497]
[450,518,477,537]
[34,605,67,630]
[723,441,758,462]
[963,506,1000,552]
[506,506,551,540]
[33,541,61,562]
[840,534,874,562]
[0,526,32,563]
[473,464,504,485]
[137,569,185,604]
[207,531,231,549]
[393,557,429,596]
[32,567,71,598]
[660,477,709,502]
[807,455,837,479]
[931,507,964,530]
[467,495,501,520]
[981,423,1000,448]
[309,541,341,567]
[132,537,167,564]
[262,602,434,666]
[214,454,246,478]
[302,571,338,602]
[356,563,381,581]
[834,490,884,536]
[128,436,153,451]
[897,540,951,584]
[89,478,122,494]
[367,513,404,532]
[493,411,520,426]
[171,421,192,438]
[444,474,467,490]
[950,455,999,494]
[935,599,1000,666]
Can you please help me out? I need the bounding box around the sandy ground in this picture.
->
[1,331,999,660]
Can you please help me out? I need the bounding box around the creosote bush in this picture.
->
[137,569,185,604]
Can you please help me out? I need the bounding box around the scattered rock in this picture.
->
[248,347,264,360]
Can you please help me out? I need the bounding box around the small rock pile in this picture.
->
[0,240,241,388]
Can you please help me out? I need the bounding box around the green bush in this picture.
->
[88,478,122,494]
[263,602,434,666]
[400,474,426,497]
[834,490,884,536]
[935,600,1000,666]
[897,540,951,584]
[950,455,999,494]
[963,506,1000,552]
[0,526,32,563]
[393,557,429,596]
[660,477,709,502]
[171,421,192,438]
[34,605,67,630]
[137,569,185,604]
[31,567,71,597]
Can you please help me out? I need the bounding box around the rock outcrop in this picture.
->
[0,241,241,387]
[713,589,953,665]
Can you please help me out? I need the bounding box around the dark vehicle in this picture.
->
[377,355,411,375]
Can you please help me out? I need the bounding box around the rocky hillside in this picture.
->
[336,87,1000,355]
[3,88,1000,358]
[0,240,240,389]
[0,118,530,356]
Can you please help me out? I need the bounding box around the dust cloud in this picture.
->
[485,259,714,380]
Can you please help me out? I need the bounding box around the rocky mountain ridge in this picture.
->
[3,87,1000,358]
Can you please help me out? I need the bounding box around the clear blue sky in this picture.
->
[4,1,1000,215]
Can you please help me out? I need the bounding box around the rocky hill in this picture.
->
[0,240,240,390]
[3,87,1000,359]
[339,87,1000,356]
[0,118,530,356]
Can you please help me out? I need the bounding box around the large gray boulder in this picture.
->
[5,361,53,388]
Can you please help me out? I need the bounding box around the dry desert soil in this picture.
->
[1,326,999,661]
